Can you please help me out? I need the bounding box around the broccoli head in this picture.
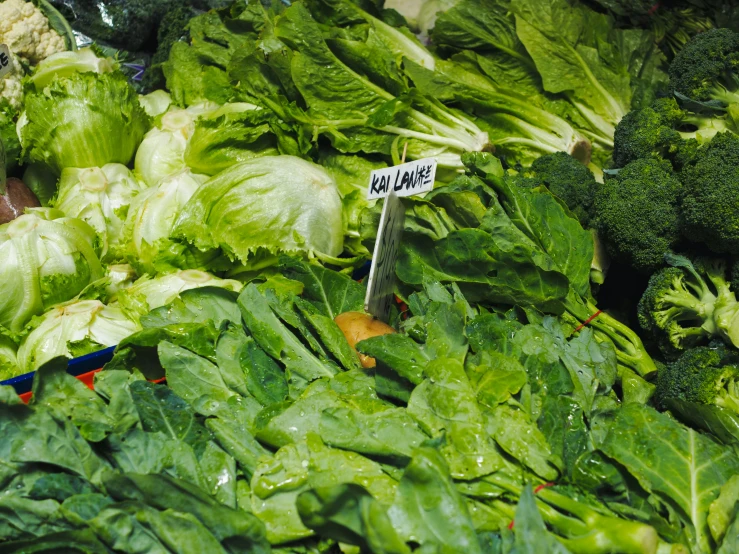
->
[612,97,734,168]
[526,152,596,228]
[593,158,682,273]
[669,28,739,108]
[654,343,739,414]
[680,131,739,254]
[638,254,739,356]
[53,0,187,51]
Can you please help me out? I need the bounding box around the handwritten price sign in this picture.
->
[367,158,437,200]
[0,45,12,79]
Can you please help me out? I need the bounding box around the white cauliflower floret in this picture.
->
[0,51,24,109]
[0,0,66,65]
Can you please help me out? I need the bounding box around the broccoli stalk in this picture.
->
[564,292,658,378]
[485,473,661,554]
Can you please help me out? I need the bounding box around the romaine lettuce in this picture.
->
[230,2,489,169]
[0,208,103,335]
[173,156,344,269]
[54,164,147,258]
[16,299,140,374]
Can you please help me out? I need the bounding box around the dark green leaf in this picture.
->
[141,287,241,328]
[598,404,739,553]
[129,381,212,455]
[296,484,411,554]
[278,257,366,319]
[388,446,482,553]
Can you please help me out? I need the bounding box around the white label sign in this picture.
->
[364,191,405,322]
[367,157,437,200]
[0,45,12,79]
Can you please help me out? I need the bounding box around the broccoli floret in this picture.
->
[54,0,187,51]
[679,131,739,254]
[638,254,739,355]
[612,97,734,168]
[654,344,739,413]
[527,152,596,227]
[638,258,719,354]
[593,158,682,273]
[669,28,739,108]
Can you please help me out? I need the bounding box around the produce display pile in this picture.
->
[2,0,739,552]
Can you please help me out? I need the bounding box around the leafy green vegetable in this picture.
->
[0,208,103,336]
[53,164,147,259]
[20,72,150,174]
[598,404,739,553]
[173,156,345,269]
[118,170,231,275]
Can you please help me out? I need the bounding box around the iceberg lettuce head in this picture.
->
[16,299,140,374]
[0,208,103,335]
[118,169,227,274]
[54,164,148,258]
[20,72,151,174]
[134,103,218,187]
[173,155,344,270]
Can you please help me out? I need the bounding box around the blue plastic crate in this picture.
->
[1,346,117,394]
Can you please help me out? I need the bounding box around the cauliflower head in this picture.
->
[0,0,66,65]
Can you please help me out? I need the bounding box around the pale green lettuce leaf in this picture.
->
[139,90,173,118]
[16,300,140,374]
[0,208,103,335]
[28,48,116,91]
[117,270,243,324]
[184,103,280,176]
[21,72,151,174]
[173,156,344,267]
[54,164,147,258]
[0,335,18,380]
[118,169,228,275]
[134,104,219,187]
